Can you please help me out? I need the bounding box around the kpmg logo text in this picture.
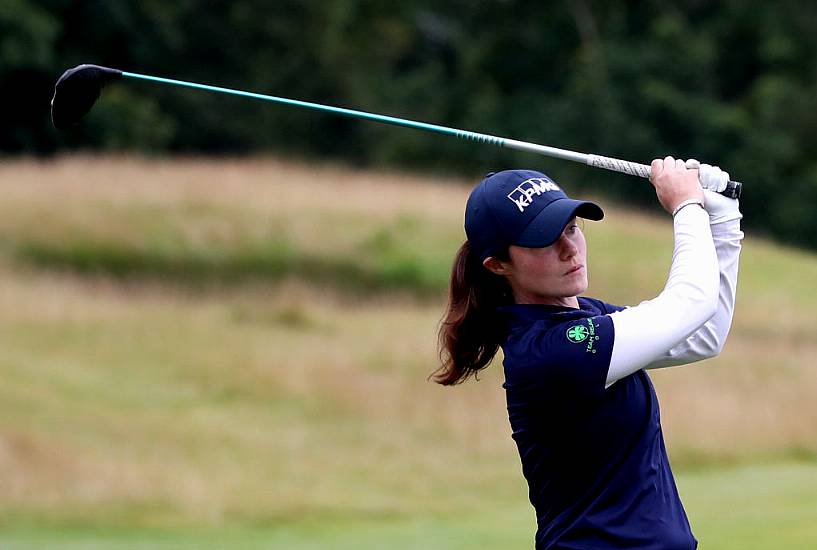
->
[507,178,561,212]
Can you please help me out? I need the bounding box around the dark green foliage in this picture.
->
[5,1,817,247]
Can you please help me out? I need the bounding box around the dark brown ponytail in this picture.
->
[433,240,513,385]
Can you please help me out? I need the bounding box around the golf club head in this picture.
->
[51,64,123,129]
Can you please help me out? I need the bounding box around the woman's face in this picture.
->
[486,219,588,307]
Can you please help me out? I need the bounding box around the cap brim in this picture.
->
[514,198,604,248]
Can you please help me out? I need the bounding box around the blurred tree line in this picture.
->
[3,0,817,247]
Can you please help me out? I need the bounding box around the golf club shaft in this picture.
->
[123,71,739,197]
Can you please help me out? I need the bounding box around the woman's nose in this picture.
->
[558,235,577,260]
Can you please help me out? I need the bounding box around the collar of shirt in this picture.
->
[498,298,602,331]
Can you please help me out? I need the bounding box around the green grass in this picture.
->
[4,209,456,296]
[2,461,815,549]
[12,232,450,297]
[0,156,816,548]
[683,461,817,549]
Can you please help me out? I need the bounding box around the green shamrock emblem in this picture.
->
[566,324,589,343]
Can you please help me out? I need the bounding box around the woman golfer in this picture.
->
[436,157,743,549]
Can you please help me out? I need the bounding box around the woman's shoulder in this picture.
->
[502,313,617,397]
[579,296,626,315]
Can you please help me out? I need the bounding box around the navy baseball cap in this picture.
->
[465,170,604,261]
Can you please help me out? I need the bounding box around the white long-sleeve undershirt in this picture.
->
[606,205,742,387]
[643,218,743,370]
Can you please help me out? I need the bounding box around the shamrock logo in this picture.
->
[566,324,589,343]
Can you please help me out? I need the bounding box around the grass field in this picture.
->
[1,156,816,547]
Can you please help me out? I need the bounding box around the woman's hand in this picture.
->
[650,156,704,215]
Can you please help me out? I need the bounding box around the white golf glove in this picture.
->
[685,159,741,224]
[702,189,742,224]
[685,158,729,193]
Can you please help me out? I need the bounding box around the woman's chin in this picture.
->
[563,271,588,294]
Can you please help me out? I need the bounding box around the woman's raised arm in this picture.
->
[605,157,721,386]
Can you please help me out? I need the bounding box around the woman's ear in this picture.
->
[483,256,510,276]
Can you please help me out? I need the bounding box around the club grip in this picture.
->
[587,154,742,199]
[721,179,742,199]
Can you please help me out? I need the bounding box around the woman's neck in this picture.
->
[513,293,580,308]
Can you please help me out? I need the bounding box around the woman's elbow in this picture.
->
[711,334,728,357]
[693,330,726,360]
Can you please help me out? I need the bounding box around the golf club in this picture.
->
[51,64,742,199]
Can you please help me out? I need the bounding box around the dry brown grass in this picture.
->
[0,155,815,528]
